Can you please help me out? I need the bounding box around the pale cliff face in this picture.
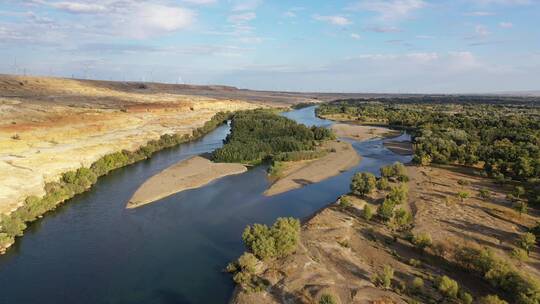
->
[0,75,261,214]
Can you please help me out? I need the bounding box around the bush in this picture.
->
[457,191,470,203]
[319,294,337,304]
[377,199,396,221]
[438,275,459,298]
[392,208,413,230]
[363,205,374,221]
[376,177,390,190]
[478,295,508,304]
[459,291,473,304]
[410,277,424,294]
[380,162,408,182]
[480,189,492,200]
[511,248,529,263]
[386,184,408,205]
[351,172,376,197]
[372,265,394,289]
[242,217,301,260]
[517,232,536,254]
[513,201,528,217]
[412,232,432,251]
[339,196,353,208]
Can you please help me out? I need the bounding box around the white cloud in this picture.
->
[313,15,352,26]
[499,21,513,28]
[348,0,426,21]
[49,2,106,14]
[119,3,195,38]
[183,0,218,5]
[475,25,490,37]
[283,11,296,18]
[470,0,531,5]
[228,12,256,23]
[464,11,495,16]
[231,0,262,12]
[364,26,401,32]
[351,33,361,39]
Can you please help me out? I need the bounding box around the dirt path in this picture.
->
[127,156,247,208]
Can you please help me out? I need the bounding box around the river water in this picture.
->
[0,106,411,304]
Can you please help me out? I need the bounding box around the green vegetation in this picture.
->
[0,112,233,251]
[227,252,268,293]
[350,172,376,197]
[380,162,408,182]
[412,232,432,251]
[319,294,337,304]
[241,217,301,260]
[372,265,394,289]
[517,232,536,254]
[478,295,509,304]
[363,205,374,221]
[212,110,334,164]
[410,277,424,294]
[317,101,540,208]
[438,275,459,299]
[454,245,540,304]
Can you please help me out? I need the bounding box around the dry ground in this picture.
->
[127,156,247,209]
[232,164,539,304]
[264,141,360,197]
[330,124,398,141]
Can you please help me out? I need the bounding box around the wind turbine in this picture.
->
[11,58,20,75]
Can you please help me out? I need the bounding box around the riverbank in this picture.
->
[264,141,360,196]
[384,140,413,155]
[127,156,247,208]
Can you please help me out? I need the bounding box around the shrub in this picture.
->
[363,205,374,221]
[513,201,528,217]
[438,275,459,298]
[377,199,396,221]
[478,295,508,304]
[457,191,470,203]
[479,189,492,200]
[319,294,337,304]
[459,291,473,304]
[339,196,353,208]
[392,208,413,230]
[511,248,529,262]
[412,232,432,251]
[517,232,536,254]
[242,217,301,260]
[351,172,377,197]
[376,177,390,190]
[380,162,408,181]
[372,265,394,289]
[408,258,422,267]
[386,184,409,205]
[410,277,424,294]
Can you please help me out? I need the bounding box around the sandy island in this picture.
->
[127,156,247,208]
[330,123,399,140]
[264,141,360,196]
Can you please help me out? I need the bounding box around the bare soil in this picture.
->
[264,141,360,196]
[330,124,397,141]
[127,156,247,209]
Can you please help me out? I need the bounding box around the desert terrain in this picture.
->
[0,75,266,215]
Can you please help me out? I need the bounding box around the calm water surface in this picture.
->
[0,106,411,304]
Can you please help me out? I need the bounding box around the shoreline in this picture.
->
[127,156,247,209]
[0,113,239,254]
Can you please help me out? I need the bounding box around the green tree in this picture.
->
[376,177,390,190]
[377,199,395,221]
[351,172,376,197]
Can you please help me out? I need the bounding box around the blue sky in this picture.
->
[0,0,539,93]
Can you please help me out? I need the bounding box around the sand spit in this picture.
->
[384,140,413,155]
[264,141,360,196]
[127,156,247,209]
[330,123,397,140]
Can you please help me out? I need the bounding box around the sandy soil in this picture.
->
[0,75,263,215]
[127,156,246,208]
[264,141,360,196]
[331,123,398,140]
[233,164,540,304]
[406,165,540,278]
[383,141,413,155]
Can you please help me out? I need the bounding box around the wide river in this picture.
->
[0,106,411,304]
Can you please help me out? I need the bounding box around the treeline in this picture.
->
[318,102,540,207]
[0,112,233,251]
[212,110,334,164]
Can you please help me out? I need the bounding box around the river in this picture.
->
[0,106,411,304]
